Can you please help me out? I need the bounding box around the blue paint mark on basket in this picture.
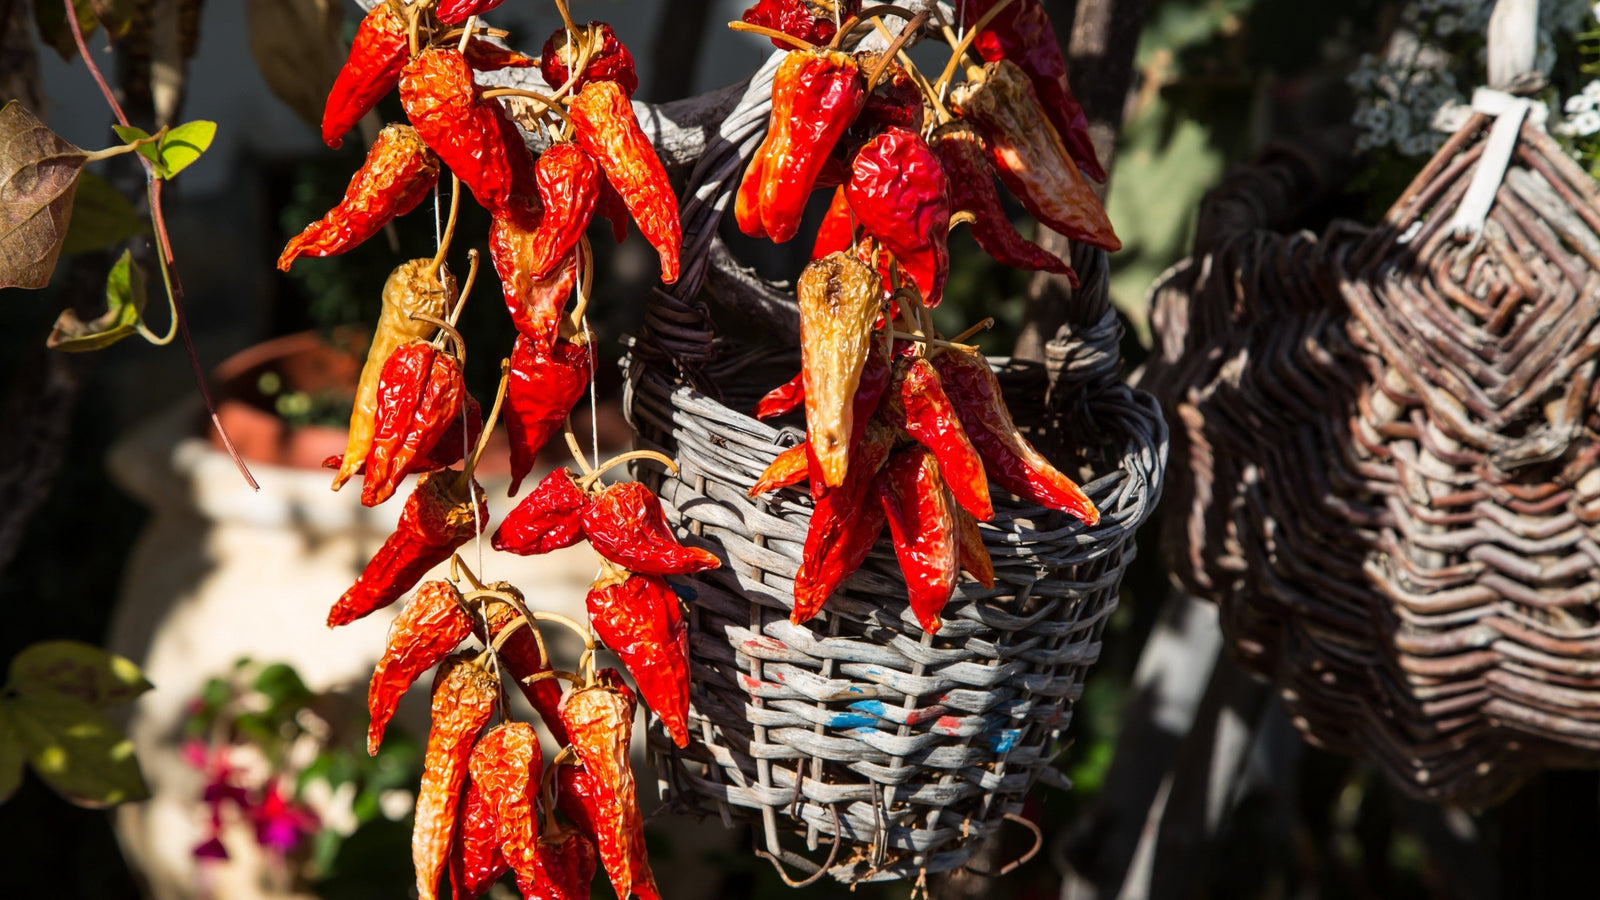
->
[987,727,1024,754]
[849,700,888,718]
[825,712,879,729]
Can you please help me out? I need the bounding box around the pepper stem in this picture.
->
[527,609,597,652]
[868,18,949,124]
[890,330,978,352]
[451,553,488,591]
[563,424,597,477]
[933,0,1018,94]
[564,237,595,335]
[456,16,477,53]
[429,175,462,279]
[458,358,511,491]
[576,450,680,491]
[865,10,929,92]
[727,21,816,53]
[410,313,467,365]
[439,25,511,41]
[479,87,576,130]
[951,317,996,344]
[448,249,480,328]
[829,4,926,50]
[552,0,578,37]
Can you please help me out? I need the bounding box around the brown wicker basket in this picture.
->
[1143,112,1600,806]
[618,52,1167,882]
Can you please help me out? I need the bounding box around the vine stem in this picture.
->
[728,20,816,52]
[63,0,258,491]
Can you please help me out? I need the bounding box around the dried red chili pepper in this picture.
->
[586,562,690,748]
[749,443,810,497]
[367,580,474,756]
[540,22,639,97]
[324,396,483,478]
[437,0,508,25]
[493,468,590,554]
[335,260,455,491]
[754,371,806,420]
[328,471,490,627]
[400,46,533,212]
[517,826,599,900]
[811,185,855,260]
[489,196,579,352]
[594,175,630,243]
[933,348,1099,525]
[950,61,1119,252]
[846,127,951,308]
[843,51,924,149]
[559,680,662,900]
[527,144,600,278]
[740,0,845,48]
[952,503,995,588]
[892,356,992,521]
[362,342,466,507]
[877,447,959,634]
[279,125,440,271]
[504,335,592,494]
[483,594,568,745]
[448,776,509,900]
[461,38,540,72]
[568,81,681,284]
[736,50,865,243]
[414,655,498,900]
[798,253,884,488]
[792,421,894,623]
[930,120,1074,281]
[468,722,542,885]
[583,482,721,576]
[321,1,408,149]
[954,0,1104,182]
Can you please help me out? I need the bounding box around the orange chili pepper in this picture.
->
[558,676,662,900]
[585,561,691,748]
[321,0,408,149]
[468,722,543,887]
[367,580,474,756]
[953,503,995,588]
[400,46,533,213]
[568,80,681,283]
[413,655,497,900]
[749,443,810,497]
[279,124,439,271]
[797,253,884,489]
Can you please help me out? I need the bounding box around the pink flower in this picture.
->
[192,836,229,861]
[249,782,320,854]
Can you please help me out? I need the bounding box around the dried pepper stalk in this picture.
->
[951,61,1119,252]
[279,124,440,271]
[321,1,407,149]
[504,335,592,494]
[448,777,509,900]
[362,342,466,507]
[893,356,992,521]
[324,395,482,478]
[736,50,864,243]
[754,371,806,420]
[335,260,454,491]
[811,185,855,260]
[327,471,490,627]
[517,827,599,900]
[845,127,951,307]
[740,0,847,47]
[437,0,509,25]
[585,562,690,747]
[568,80,681,283]
[540,22,639,97]
[493,468,590,554]
[953,503,995,588]
[798,253,883,488]
[792,421,894,623]
[930,120,1074,281]
[933,348,1099,525]
[559,679,661,900]
[954,0,1105,182]
[367,580,474,755]
[400,46,532,212]
[414,655,498,900]
[468,722,542,885]
[483,595,568,744]
[749,443,810,497]
[527,144,601,278]
[489,197,578,351]
[583,482,721,576]
[461,38,540,72]
[878,447,959,633]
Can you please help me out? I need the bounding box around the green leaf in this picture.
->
[9,694,148,808]
[0,704,26,805]
[47,249,148,352]
[110,124,162,173]
[253,663,312,710]
[62,171,149,255]
[0,101,88,289]
[36,0,134,59]
[155,120,216,179]
[6,640,153,707]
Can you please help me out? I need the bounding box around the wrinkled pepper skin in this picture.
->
[504,336,592,495]
[490,196,578,352]
[749,443,810,497]
[461,38,540,72]
[893,357,992,521]
[809,331,892,496]
[517,828,599,900]
[954,0,1104,182]
[798,253,884,488]
[845,127,951,308]
[493,468,590,555]
[448,777,509,900]
[367,580,474,756]
[483,596,568,745]
[321,1,408,149]
[468,723,543,886]
[540,22,639,97]
[736,50,865,243]
[755,371,806,420]
[414,655,498,900]
[568,80,681,283]
[527,144,601,278]
[437,0,509,25]
[930,121,1075,281]
[792,422,894,623]
[324,395,482,478]
[811,185,855,260]
[953,503,996,588]
[877,448,959,634]
[585,564,690,748]
[740,0,847,47]
[932,348,1099,525]
[951,61,1119,252]
[280,124,440,271]
[400,46,532,212]
[363,342,466,507]
[327,471,490,627]
[336,260,455,490]
[583,482,722,576]
[558,680,662,900]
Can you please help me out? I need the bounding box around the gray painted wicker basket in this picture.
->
[620,52,1167,883]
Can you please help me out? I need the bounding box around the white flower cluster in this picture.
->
[1557,80,1600,136]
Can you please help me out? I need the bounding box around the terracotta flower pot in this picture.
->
[208,330,364,470]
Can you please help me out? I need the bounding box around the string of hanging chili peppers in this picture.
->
[279,2,714,897]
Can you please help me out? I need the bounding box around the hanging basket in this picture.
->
[619,54,1166,882]
[1144,108,1600,806]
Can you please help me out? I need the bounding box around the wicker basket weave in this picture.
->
[1143,114,1600,806]
[618,52,1167,882]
